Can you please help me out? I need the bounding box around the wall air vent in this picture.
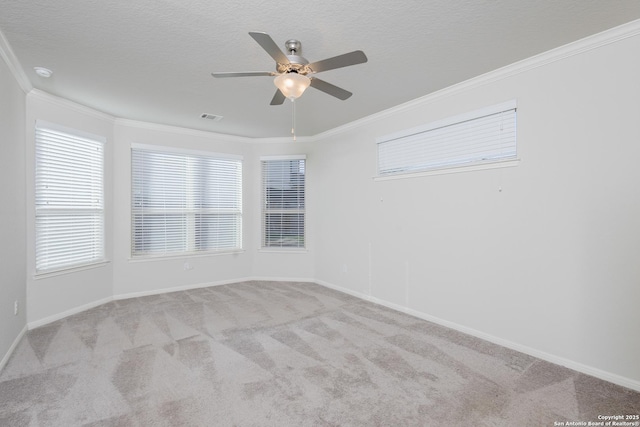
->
[200,113,223,121]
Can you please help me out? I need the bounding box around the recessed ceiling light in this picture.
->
[34,67,53,78]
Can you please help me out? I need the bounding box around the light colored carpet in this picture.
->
[1,281,638,426]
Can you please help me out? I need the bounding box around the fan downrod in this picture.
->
[277,39,309,74]
[285,39,301,54]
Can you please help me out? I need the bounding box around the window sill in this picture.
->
[374,159,520,181]
[258,248,308,254]
[34,260,111,280]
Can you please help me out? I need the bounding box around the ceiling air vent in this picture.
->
[201,113,223,121]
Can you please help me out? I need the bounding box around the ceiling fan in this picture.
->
[212,32,368,105]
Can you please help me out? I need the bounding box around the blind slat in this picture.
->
[261,159,306,248]
[131,147,242,257]
[378,107,517,175]
[35,124,105,272]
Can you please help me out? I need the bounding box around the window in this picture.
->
[131,144,242,257]
[35,121,105,273]
[377,101,517,176]
[261,156,306,249]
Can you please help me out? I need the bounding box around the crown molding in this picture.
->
[248,135,314,144]
[114,118,254,143]
[29,89,115,122]
[12,19,640,143]
[115,117,315,144]
[313,18,640,142]
[29,90,308,144]
[0,27,32,93]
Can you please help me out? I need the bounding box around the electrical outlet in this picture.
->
[14,300,18,316]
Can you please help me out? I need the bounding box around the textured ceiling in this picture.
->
[1,1,639,138]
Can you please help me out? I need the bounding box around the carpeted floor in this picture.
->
[1,281,638,426]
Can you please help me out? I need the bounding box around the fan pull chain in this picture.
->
[291,99,297,141]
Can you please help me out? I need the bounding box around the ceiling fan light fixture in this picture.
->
[274,72,310,100]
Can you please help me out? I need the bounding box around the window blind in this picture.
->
[35,123,105,273]
[131,146,242,257]
[261,156,305,249]
[378,103,517,176]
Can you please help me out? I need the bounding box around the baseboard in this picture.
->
[28,296,114,330]
[314,279,640,393]
[246,276,316,284]
[112,276,265,301]
[25,277,314,329]
[21,276,640,392]
[26,280,248,330]
[0,325,27,373]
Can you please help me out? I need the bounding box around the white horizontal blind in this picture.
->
[131,147,242,257]
[261,157,305,248]
[35,123,105,273]
[378,105,517,176]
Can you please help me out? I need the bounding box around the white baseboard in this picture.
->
[112,277,316,301]
[0,325,27,373]
[26,277,314,329]
[28,296,114,330]
[21,276,640,392]
[314,279,640,393]
[112,277,255,301]
[246,276,316,284]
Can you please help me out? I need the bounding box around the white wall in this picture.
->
[312,28,640,386]
[0,49,27,367]
[25,91,115,325]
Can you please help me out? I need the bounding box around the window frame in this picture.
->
[34,120,106,275]
[130,143,243,259]
[260,155,306,251]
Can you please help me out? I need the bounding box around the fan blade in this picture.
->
[309,78,352,100]
[270,89,286,105]
[249,32,290,64]
[211,71,276,78]
[308,50,367,73]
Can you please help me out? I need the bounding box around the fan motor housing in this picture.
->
[277,55,310,74]
[276,39,311,74]
[285,39,301,54]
